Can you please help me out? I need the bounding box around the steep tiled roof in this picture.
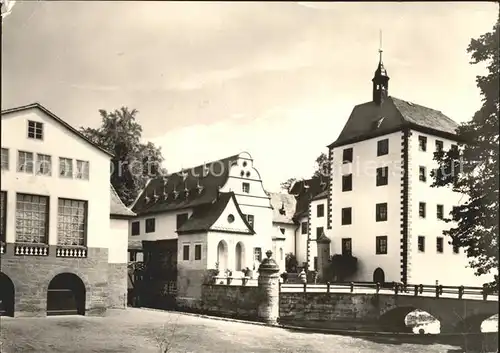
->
[311,190,328,201]
[132,154,239,215]
[328,96,459,148]
[110,184,136,218]
[290,177,329,219]
[269,192,297,224]
[1,103,114,157]
[177,192,254,235]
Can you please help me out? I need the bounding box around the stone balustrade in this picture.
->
[14,244,49,256]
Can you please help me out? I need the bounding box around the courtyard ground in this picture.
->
[0,308,488,353]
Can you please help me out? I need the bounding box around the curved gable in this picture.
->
[177,192,254,235]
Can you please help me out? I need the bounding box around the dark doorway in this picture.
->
[373,267,385,285]
[47,273,86,316]
[139,239,178,310]
[0,272,15,317]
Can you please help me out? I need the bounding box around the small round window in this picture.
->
[227,214,235,223]
[242,161,247,167]
[240,170,244,177]
[246,171,250,177]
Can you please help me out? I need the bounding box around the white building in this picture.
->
[0,103,135,317]
[128,152,275,307]
[326,54,492,286]
[268,192,297,271]
[287,178,329,272]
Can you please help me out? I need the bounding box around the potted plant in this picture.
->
[225,269,233,285]
[280,272,288,283]
[242,267,251,285]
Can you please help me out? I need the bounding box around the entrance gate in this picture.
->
[0,272,15,317]
[47,273,86,316]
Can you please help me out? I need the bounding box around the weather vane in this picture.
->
[379,29,383,58]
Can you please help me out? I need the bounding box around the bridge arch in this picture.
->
[379,306,439,333]
[457,313,499,334]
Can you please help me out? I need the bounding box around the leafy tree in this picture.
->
[323,254,358,282]
[280,151,329,193]
[280,178,297,192]
[80,107,166,205]
[312,152,329,178]
[431,15,499,287]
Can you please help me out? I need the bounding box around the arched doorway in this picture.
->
[0,272,15,317]
[373,267,385,285]
[217,240,228,271]
[235,242,245,271]
[47,273,86,316]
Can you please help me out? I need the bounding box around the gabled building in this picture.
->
[325,52,492,286]
[129,152,274,307]
[289,177,329,271]
[0,103,135,317]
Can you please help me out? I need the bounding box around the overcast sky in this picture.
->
[2,1,498,191]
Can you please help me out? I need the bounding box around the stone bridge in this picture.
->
[279,283,498,333]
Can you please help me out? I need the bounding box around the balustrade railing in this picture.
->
[211,276,258,286]
[14,243,49,256]
[56,246,87,258]
[279,281,498,301]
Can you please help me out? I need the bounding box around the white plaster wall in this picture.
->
[309,198,328,271]
[128,210,193,242]
[211,196,250,233]
[220,152,274,268]
[271,237,286,272]
[221,152,271,208]
[207,231,254,273]
[295,215,308,266]
[408,131,493,286]
[109,219,129,264]
[1,108,111,249]
[329,131,402,282]
[273,223,297,256]
[178,232,208,270]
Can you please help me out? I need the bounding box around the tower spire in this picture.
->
[372,29,389,105]
[379,29,383,62]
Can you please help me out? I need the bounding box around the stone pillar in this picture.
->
[316,231,331,282]
[257,250,280,325]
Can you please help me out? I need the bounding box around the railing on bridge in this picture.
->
[279,281,499,301]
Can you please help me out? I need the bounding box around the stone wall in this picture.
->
[279,292,390,330]
[176,268,206,308]
[197,284,265,320]
[0,245,109,317]
[107,263,127,309]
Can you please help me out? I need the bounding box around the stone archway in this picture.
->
[47,273,86,316]
[235,242,245,271]
[379,306,440,334]
[217,240,228,271]
[373,267,385,285]
[0,272,15,317]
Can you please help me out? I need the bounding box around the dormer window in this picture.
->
[242,182,250,194]
[28,121,43,140]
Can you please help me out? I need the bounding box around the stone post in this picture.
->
[257,250,280,325]
[316,231,331,282]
